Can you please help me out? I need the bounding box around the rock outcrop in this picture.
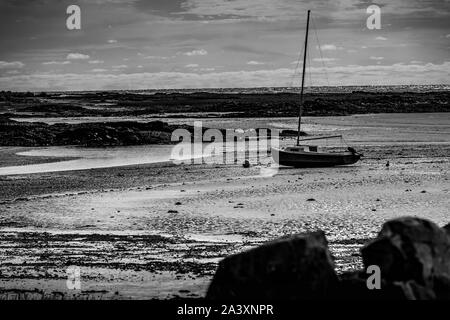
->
[360,217,450,299]
[207,217,450,300]
[206,231,338,300]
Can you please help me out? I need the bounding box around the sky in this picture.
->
[0,0,449,91]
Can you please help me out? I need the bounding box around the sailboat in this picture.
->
[271,10,362,168]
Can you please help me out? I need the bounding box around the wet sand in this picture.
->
[0,144,449,299]
[0,114,449,300]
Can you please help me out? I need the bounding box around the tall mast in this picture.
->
[297,9,310,146]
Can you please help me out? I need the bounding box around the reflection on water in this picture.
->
[0,145,176,175]
[0,139,275,175]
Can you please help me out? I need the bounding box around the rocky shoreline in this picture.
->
[0,117,302,147]
[0,117,186,147]
[1,90,449,119]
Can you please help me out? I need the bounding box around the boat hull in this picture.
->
[271,148,361,168]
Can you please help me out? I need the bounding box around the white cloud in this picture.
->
[0,61,25,69]
[370,56,384,61]
[42,61,71,65]
[112,65,128,69]
[313,58,337,62]
[88,60,104,64]
[107,39,118,44]
[183,49,208,56]
[91,69,108,73]
[144,56,170,60]
[375,36,388,41]
[318,44,338,51]
[247,60,265,65]
[445,34,450,38]
[67,53,90,60]
[6,70,20,75]
[185,64,199,68]
[2,62,449,91]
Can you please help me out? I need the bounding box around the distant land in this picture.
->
[0,85,449,119]
[0,85,448,147]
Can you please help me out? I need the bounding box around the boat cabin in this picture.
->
[285,145,320,153]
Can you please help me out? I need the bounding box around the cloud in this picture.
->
[91,69,108,72]
[313,58,337,62]
[185,64,199,68]
[318,44,338,51]
[139,0,450,24]
[88,60,104,64]
[247,61,265,65]
[107,39,118,44]
[0,61,25,69]
[375,36,388,41]
[112,65,128,69]
[3,62,448,91]
[42,61,71,65]
[370,56,384,61]
[66,53,91,60]
[144,56,170,60]
[6,70,20,75]
[183,49,208,56]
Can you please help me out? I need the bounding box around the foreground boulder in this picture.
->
[337,270,439,300]
[206,231,337,300]
[206,217,450,300]
[444,223,450,236]
[361,217,450,299]
[362,217,450,285]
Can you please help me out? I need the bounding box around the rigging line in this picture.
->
[290,43,305,88]
[311,15,330,87]
[307,44,313,89]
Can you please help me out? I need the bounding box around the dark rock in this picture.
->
[336,270,410,300]
[206,231,338,300]
[433,274,450,300]
[361,217,450,286]
[444,223,450,237]
[243,160,250,168]
[306,198,316,202]
[336,270,442,300]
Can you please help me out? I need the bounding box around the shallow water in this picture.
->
[1,113,449,175]
[0,112,449,299]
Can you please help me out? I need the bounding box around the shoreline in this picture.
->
[0,111,448,300]
[0,152,448,299]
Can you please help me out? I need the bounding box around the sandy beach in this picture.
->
[0,113,449,299]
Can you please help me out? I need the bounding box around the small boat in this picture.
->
[272,135,361,168]
[272,10,362,168]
